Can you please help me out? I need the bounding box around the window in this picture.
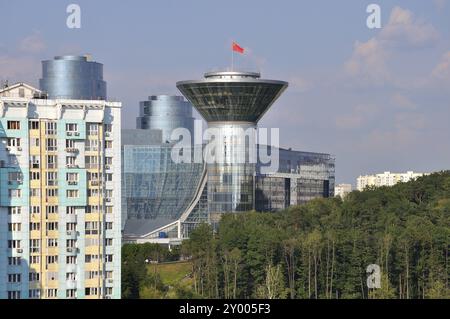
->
[45,122,57,135]
[8,291,21,299]
[85,222,99,235]
[67,190,79,198]
[104,222,113,230]
[88,188,99,197]
[87,205,100,214]
[66,239,76,248]
[30,137,39,147]
[66,223,77,231]
[7,137,20,147]
[46,206,58,215]
[104,157,113,165]
[8,257,21,266]
[8,240,21,248]
[66,156,77,167]
[87,123,98,135]
[30,222,40,231]
[66,123,78,133]
[29,289,41,299]
[8,274,21,283]
[30,206,40,214]
[86,139,99,151]
[66,256,77,264]
[85,156,98,169]
[8,155,18,166]
[30,171,40,180]
[46,222,58,231]
[46,172,58,186]
[29,272,40,282]
[47,155,57,169]
[30,256,40,264]
[46,138,57,151]
[105,173,113,182]
[66,139,76,149]
[104,238,113,246]
[30,188,40,197]
[105,140,113,149]
[88,172,99,181]
[46,189,58,197]
[45,289,58,298]
[104,123,112,133]
[66,207,76,215]
[105,206,113,214]
[46,255,58,266]
[85,287,98,296]
[9,189,21,198]
[8,223,21,231]
[47,238,58,247]
[30,155,40,168]
[18,88,25,97]
[66,289,76,298]
[66,272,76,280]
[106,190,113,199]
[7,121,20,130]
[66,172,79,182]
[8,207,21,215]
[29,120,39,130]
[30,239,40,253]
[105,255,113,263]
[8,171,22,182]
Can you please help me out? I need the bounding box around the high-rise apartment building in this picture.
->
[356,171,425,191]
[0,60,121,299]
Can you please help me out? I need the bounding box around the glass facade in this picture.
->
[39,55,106,100]
[136,95,194,143]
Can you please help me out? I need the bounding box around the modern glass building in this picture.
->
[136,95,194,143]
[177,71,288,223]
[39,55,107,100]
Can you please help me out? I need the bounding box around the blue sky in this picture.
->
[1,0,450,184]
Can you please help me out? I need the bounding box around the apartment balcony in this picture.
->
[65,147,79,153]
[66,247,78,256]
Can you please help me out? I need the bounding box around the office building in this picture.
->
[356,171,425,191]
[0,56,121,299]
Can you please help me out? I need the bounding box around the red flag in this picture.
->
[232,41,244,54]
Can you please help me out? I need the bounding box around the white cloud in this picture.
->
[345,7,439,84]
[432,51,450,80]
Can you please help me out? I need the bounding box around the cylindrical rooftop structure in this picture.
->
[39,55,107,100]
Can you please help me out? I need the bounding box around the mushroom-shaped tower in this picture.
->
[177,71,288,222]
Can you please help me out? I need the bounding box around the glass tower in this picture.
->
[177,71,288,222]
[39,55,106,100]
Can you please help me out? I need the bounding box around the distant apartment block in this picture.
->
[335,183,352,199]
[0,82,121,299]
[356,171,425,191]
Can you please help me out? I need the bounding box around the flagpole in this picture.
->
[231,42,234,71]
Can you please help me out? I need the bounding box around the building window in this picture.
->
[66,206,76,215]
[30,239,40,253]
[8,291,21,299]
[30,155,40,168]
[47,155,57,169]
[66,256,77,264]
[104,123,112,133]
[8,223,21,232]
[105,173,113,182]
[46,138,57,151]
[29,120,39,130]
[47,238,58,247]
[66,123,78,133]
[45,289,58,298]
[7,121,20,130]
[8,257,21,266]
[8,171,22,182]
[45,122,57,135]
[46,222,58,231]
[29,289,41,299]
[29,272,40,282]
[8,274,21,283]
[8,207,21,215]
[66,289,76,298]
[46,189,58,197]
[30,222,40,231]
[87,123,98,135]
[85,222,99,235]
[85,287,98,296]
[8,189,21,198]
[105,140,113,149]
[46,171,58,186]
[66,156,77,167]
[30,256,40,264]
[7,137,20,147]
[30,206,40,214]
[46,206,58,215]
[30,171,40,180]
[67,190,79,198]
[85,156,98,169]
[8,240,21,249]
[66,222,77,231]
[86,139,99,151]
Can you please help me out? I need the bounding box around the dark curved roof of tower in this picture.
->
[176,74,288,122]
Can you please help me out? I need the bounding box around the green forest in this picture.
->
[122,171,450,299]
